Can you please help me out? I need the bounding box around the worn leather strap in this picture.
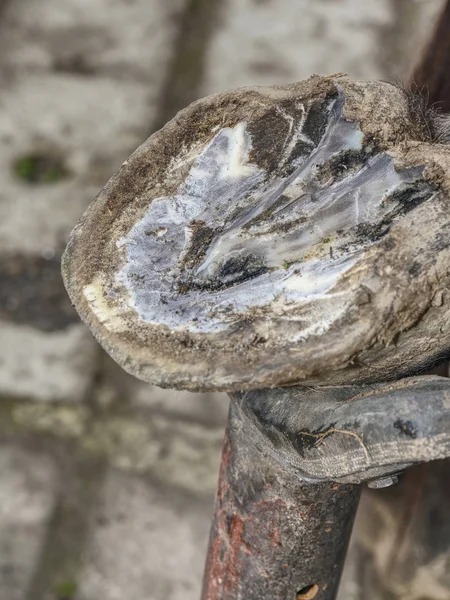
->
[232,375,450,483]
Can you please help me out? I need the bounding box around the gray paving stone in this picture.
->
[0,322,98,403]
[0,0,185,256]
[78,470,213,600]
[0,0,186,402]
[203,0,390,93]
[10,396,224,496]
[203,0,445,95]
[104,357,229,428]
[131,384,229,428]
[0,444,57,600]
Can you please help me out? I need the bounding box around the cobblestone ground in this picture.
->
[0,0,446,599]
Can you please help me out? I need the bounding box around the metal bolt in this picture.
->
[368,474,400,489]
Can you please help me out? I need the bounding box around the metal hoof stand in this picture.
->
[202,394,360,600]
[202,380,450,599]
[62,76,450,599]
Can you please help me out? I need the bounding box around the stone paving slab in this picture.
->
[0,444,57,600]
[123,382,228,428]
[0,0,186,403]
[0,0,185,256]
[78,470,213,600]
[106,356,229,428]
[203,0,391,95]
[0,323,98,403]
[7,397,224,497]
[203,0,445,95]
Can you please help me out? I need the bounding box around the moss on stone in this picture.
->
[53,579,78,599]
[14,154,69,184]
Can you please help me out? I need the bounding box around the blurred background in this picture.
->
[0,0,447,599]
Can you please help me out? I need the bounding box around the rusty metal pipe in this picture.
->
[202,397,361,600]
